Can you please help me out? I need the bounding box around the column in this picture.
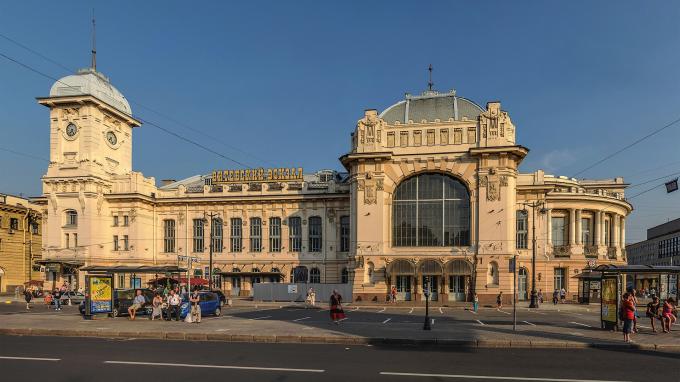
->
[613,215,620,249]
[568,209,576,246]
[546,208,552,246]
[593,211,601,246]
[620,217,626,248]
[575,210,582,245]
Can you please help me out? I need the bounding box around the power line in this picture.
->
[626,170,680,190]
[0,146,49,162]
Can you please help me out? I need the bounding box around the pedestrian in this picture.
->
[496,291,503,310]
[662,297,676,333]
[538,289,544,304]
[52,288,62,311]
[127,289,145,320]
[329,289,345,324]
[151,293,163,321]
[646,295,662,333]
[559,288,566,303]
[627,288,639,333]
[620,293,635,343]
[44,292,52,308]
[472,292,479,313]
[189,288,201,324]
[23,288,32,310]
[390,286,397,304]
[167,290,181,321]
[306,287,316,308]
[552,289,559,305]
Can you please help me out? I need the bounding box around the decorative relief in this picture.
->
[500,176,508,187]
[376,179,384,191]
[481,169,508,202]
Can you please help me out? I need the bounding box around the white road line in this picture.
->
[476,319,485,326]
[431,319,435,325]
[339,317,348,322]
[352,306,359,311]
[408,308,414,314]
[104,361,324,373]
[498,310,511,315]
[250,316,272,320]
[522,321,536,326]
[293,316,311,322]
[215,329,231,332]
[379,371,630,382]
[378,308,386,313]
[382,318,392,324]
[570,321,591,328]
[637,325,651,329]
[569,332,584,337]
[0,356,60,362]
[439,307,444,314]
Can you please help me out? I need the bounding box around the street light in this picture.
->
[423,279,432,330]
[520,201,545,309]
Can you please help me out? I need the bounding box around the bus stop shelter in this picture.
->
[80,265,187,289]
[592,264,680,330]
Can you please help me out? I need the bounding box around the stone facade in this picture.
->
[0,194,42,293]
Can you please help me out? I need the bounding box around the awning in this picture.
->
[594,264,680,274]
[572,271,602,280]
[35,259,84,267]
[179,277,208,285]
[23,280,45,286]
[219,271,282,277]
[80,265,187,274]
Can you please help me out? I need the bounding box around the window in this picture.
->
[467,128,476,143]
[123,215,129,227]
[308,216,322,252]
[340,216,350,252]
[400,131,409,147]
[212,218,223,253]
[65,233,70,249]
[113,235,119,251]
[488,261,499,285]
[581,217,592,245]
[10,218,19,230]
[65,210,77,226]
[31,223,39,235]
[516,210,528,249]
[453,128,462,144]
[426,129,435,145]
[554,268,566,290]
[604,219,611,247]
[309,267,321,283]
[113,216,119,227]
[289,217,302,252]
[163,219,176,253]
[551,216,568,246]
[193,218,205,253]
[269,217,281,252]
[341,268,349,284]
[230,218,242,252]
[123,235,129,251]
[250,218,262,252]
[117,274,124,288]
[387,132,395,147]
[73,233,78,247]
[413,130,422,146]
[392,173,470,247]
[440,129,449,145]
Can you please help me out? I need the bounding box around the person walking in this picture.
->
[306,288,316,308]
[646,295,662,333]
[621,293,635,342]
[552,289,559,305]
[538,289,544,304]
[559,288,566,303]
[496,291,503,310]
[189,288,201,324]
[472,292,479,313]
[52,288,62,311]
[23,288,32,310]
[151,293,163,321]
[628,288,639,333]
[329,290,346,324]
[390,286,397,304]
[167,290,181,321]
[128,289,145,320]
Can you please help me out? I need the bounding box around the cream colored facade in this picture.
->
[0,194,42,293]
[34,67,631,303]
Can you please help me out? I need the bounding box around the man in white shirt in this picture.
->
[128,290,146,320]
[167,290,181,321]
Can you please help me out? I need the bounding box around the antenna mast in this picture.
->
[427,64,434,91]
[91,9,97,71]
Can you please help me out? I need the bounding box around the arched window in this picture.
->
[341,268,349,284]
[487,261,499,286]
[392,173,470,247]
[65,210,78,226]
[309,267,321,283]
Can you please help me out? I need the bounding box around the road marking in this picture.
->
[476,319,485,326]
[303,327,314,330]
[570,322,591,328]
[104,361,324,373]
[293,316,311,322]
[569,332,584,337]
[379,371,630,382]
[215,329,231,332]
[637,325,651,329]
[339,317,348,322]
[498,310,511,315]
[250,316,272,320]
[431,319,435,325]
[382,318,392,324]
[352,306,359,311]
[522,321,536,326]
[408,308,414,314]
[0,356,60,362]
[439,307,444,314]
[378,308,386,313]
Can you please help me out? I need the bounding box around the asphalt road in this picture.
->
[0,334,675,382]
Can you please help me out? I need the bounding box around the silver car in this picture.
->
[59,291,86,305]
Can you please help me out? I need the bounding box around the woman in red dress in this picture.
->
[329,290,346,324]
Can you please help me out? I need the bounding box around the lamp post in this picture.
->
[423,278,432,330]
[521,201,544,309]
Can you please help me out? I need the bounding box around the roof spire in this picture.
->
[427,64,434,91]
[91,9,97,71]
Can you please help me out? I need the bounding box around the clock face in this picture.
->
[106,131,118,146]
[65,123,78,137]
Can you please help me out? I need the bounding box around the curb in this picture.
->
[0,327,678,351]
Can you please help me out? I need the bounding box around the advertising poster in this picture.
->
[287,284,298,294]
[88,275,113,314]
[601,277,618,324]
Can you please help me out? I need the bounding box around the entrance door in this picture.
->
[231,277,241,296]
[518,268,528,300]
[396,275,412,301]
[448,275,466,301]
[422,276,439,301]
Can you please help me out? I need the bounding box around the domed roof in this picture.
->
[49,68,132,115]
[380,90,483,124]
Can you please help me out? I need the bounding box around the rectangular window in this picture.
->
[164,219,176,253]
[413,130,422,146]
[453,128,462,144]
[123,235,129,251]
[117,274,124,288]
[250,218,262,252]
[340,215,350,252]
[440,129,449,145]
[516,211,528,249]
[113,235,119,251]
[387,132,395,147]
[308,216,322,252]
[230,218,242,252]
[10,218,19,230]
[400,131,408,147]
[467,128,476,144]
[65,233,70,249]
[604,219,611,246]
[212,218,223,253]
[269,217,281,252]
[193,218,205,253]
[581,217,591,246]
[65,212,77,227]
[73,233,78,248]
[123,215,129,227]
[427,129,435,145]
[113,216,119,227]
[551,216,568,246]
[289,217,302,252]
[554,268,566,290]
[31,223,39,235]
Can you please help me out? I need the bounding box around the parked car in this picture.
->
[78,288,154,317]
[52,291,86,305]
[211,290,227,307]
[179,292,222,319]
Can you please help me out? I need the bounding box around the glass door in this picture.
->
[396,275,412,301]
[422,276,439,301]
[448,275,466,301]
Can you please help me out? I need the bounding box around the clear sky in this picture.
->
[1,1,680,244]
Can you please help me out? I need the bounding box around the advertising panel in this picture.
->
[601,276,618,326]
[88,275,113,314]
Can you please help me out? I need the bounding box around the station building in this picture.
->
[33,65,632,303]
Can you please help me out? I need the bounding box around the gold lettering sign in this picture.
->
[212,167,304,184]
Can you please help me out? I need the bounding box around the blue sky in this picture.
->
[1,1,680,243]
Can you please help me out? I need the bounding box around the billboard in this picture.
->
[601,276,618,326]
[87,275,113,314]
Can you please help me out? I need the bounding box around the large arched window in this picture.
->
[392,173,470,247]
